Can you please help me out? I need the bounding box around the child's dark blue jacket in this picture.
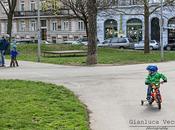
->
[10,49,18,58]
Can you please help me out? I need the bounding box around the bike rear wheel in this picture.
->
[141,100,144,105]
[158,102,161,109]
[157,95,161,109]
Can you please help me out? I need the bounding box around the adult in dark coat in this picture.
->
[0,35,10,67]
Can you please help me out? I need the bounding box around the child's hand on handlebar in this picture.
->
[160,81,164,84]
[160,80,167,84]
[151,84,157,89]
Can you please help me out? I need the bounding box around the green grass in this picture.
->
[14,44,87,65]
[10,44,175,65]
[98,47,175,65]
[0,80,89,130]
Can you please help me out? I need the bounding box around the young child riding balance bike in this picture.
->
[145,65,167,104]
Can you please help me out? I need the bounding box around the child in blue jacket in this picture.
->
[10,46,19,67]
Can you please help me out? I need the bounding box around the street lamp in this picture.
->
[37,0,41,62]
[160,0,164,61]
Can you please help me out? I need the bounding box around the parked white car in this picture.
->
[62,40,75,44]
[72,37,100,46]
[72,37,88,45]
[42,40,52,44]
[100,37,132,49]
[134,40,159,50]
[97,38,111,47]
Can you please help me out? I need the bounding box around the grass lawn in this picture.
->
[8,44,175,65]
[0,80,89,130]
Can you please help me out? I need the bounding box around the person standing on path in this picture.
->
[0,35,10,67]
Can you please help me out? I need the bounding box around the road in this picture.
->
[0,61,175,130]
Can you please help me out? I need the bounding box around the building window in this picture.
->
[63,36,68,41]
[57,20,61,31]
[30,0,36,11]
[41,20,47,27]
[149,0,161,4]
[112,0,118,5]
[104,19,118,39]
[58,25,61,30]
[74,36,79,40]
[30,20,36,31]
[127,18,142,42]
[130,0,140,5]
[1,22,7,33]
[63,21,70,31]
[20,0,25,11]
[168,17,175,44]
[52,21,57,31]
[52,37,57,43]
[151,17,160,42]
[19,21,26,31]
[78,21,85,31]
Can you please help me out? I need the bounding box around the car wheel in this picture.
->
[119,46,125,49]
[150,46,153,50]
[166,46,171,51]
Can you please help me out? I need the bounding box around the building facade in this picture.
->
[97,0,175,45]
[1,0,175,45]
[0,0,86,43]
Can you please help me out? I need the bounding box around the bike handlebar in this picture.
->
[151,81,166,89]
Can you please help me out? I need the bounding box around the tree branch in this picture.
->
[0,1,8,15]
[7,0,11,10]
[150,0,175,14]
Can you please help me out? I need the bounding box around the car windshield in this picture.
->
[139,41,156,44]
[150,40,155,44]
[77,37,88,42]
[139,41,144,44]
[118,38,127,43]
[128,38,134,43]
[111,38,118,43]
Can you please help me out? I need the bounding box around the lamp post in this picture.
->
[160,0,164,61]
[37,0,41,62]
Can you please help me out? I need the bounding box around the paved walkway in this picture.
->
[0,61,175,130]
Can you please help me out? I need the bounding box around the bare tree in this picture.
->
[140,0,175,53]
[59,0,89,36]
[0,0,17,40]
[42,0,113,65]
[59,0,113,38]
[59,0,101,64]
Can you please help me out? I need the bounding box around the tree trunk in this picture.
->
[144,3,150,54]
[0,0,17,42]
[84,21,89,38]
[7,13,13,42]
[86,0,97,65]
